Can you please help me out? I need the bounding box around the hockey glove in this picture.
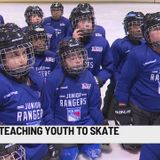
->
[114,104,132,125]
[122,144,141,153]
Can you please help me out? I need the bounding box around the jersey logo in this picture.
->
[45,22,51,25]
[95,33,103,37]
[91,46,103,52]
[81,83,91,89]
[125,50,130,54]
[4,91,18,99]
[45,57,55,62]
[143,59,157,66]
[54,29,62,36]
[46,33,52,39]
[56,86,68,90]
[60,23,65,26]
[67,107,81,122]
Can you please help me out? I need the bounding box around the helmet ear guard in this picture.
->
[58,38,88,77]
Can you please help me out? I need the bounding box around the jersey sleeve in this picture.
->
[65,19,72,38]
[88,74,104,124]
[96,39,113,85]
[41,74,56,125]
[111,39,123,83]
[0,80,5,106]
[115,51,141,104]
[140,144,160,160]
[41,85,55,125]
[0,15,4,24]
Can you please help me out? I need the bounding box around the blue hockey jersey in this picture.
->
[43,16,71,52]
[0,15,4,25]
[68,24,106,39]
[0,69,53,159]
[94,25,106,38]
[33,50,57,79]
[140,144,160,160]
[112,36,145,84]
[43,67,104,125]
[59,34,113,86]
[115,43,160,112]
[43,23,57,51]
[84,35,113,85]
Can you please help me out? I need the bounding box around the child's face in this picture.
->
[51,9,63,20]
[128,23,142,39]
[65,52,84,69]
[32,37,46,51]
[2,154,14,160]
[30,14,42,24]
[149,28,160,43]
[77,18,93,30]
[4,47,28,72]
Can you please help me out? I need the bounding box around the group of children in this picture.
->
[0,1,160,160]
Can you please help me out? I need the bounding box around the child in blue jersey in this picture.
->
[115,12,160,128]
[102,11,144,121]
[26,24,57,80]
[0,15,4,25]
[140,144,160,160]
[103,11,145,152]
[69,4,113,88]
[69,3,106,39]
[43,2,71,52]
[42,38,104,160]
[23,6,56,51]
[77,3,106,38]
[0,23,53,160]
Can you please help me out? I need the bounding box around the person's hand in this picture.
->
[72,29,84,40]
[114,103,132,125]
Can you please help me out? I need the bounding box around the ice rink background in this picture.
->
[1,2,160,159]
